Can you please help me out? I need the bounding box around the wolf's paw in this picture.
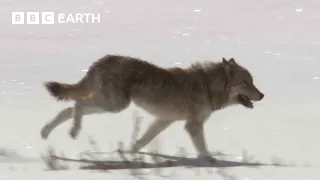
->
[40,125,50,140]
[122,149,139,155]
[69,126,80,139]
[128,148,139,155]
[198,155,217,164]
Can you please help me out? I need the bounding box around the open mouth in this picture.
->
[237,94,254,108]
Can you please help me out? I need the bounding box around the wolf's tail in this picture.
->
[44,77,91,101]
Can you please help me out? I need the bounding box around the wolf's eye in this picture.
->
[243,82,249,87]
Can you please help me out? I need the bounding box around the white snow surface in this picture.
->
[1,0,320,179]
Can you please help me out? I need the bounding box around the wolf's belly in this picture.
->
[131,97,188,120]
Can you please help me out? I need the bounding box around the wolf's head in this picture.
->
[222,58,264,104]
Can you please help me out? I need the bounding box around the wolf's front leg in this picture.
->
[184,121,216,163]
[131,119,173,153]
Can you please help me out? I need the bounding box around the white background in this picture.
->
[1,0,320,179]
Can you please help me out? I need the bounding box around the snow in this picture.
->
[1,0,320,179]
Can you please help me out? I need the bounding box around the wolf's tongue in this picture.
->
[238,94,254,108]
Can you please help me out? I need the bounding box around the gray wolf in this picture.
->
[40,55,264,161]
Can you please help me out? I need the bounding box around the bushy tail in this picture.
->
[44,81,89,101]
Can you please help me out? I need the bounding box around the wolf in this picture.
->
[40,55,264,161]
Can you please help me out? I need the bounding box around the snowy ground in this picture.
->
[1,0,320,179]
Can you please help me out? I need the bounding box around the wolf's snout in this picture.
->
[259,92,264,100]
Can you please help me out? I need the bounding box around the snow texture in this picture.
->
[1,0,320,179]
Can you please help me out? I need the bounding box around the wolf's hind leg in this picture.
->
[68,100,84,139]
[131,119,173,153]
[41,107,73,139]
[93,78,130,113]
[41,100,104,139]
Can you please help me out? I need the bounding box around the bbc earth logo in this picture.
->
[12,12,101,24]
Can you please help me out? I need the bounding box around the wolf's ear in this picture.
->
[222,57,235,89]
[229,58,236,65]
[222,57,228,62]
[222,57,231,73]
[222,57,229,67]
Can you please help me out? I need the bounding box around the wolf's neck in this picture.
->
[197,62,228,92]
[188,61,230,110]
